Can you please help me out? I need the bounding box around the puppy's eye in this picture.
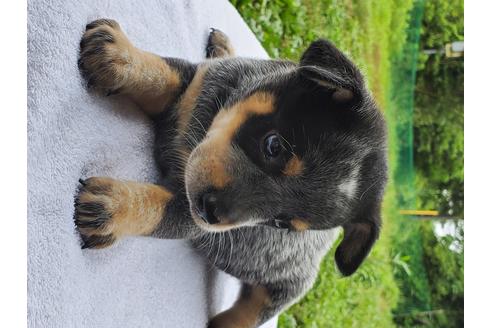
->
[272,219,290,229]
[263,133,282,158]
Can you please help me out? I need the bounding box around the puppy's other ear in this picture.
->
[334,210,381,276]
[298,39,364,107]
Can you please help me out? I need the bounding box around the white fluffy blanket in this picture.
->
[27,0,276,327]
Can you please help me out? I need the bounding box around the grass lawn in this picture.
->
[231,0,416,326]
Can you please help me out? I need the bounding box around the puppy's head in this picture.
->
[185,40,387,276]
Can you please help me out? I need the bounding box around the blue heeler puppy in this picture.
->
[75,19,388,328]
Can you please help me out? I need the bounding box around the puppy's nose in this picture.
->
[196,192,219,224]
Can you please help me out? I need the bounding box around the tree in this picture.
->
[413,0,464,218]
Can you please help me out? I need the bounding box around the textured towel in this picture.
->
[27,0,277,327]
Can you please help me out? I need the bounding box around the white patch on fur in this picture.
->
[338,166,360,199]
[338,178,358,199]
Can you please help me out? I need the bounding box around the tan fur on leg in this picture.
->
[79,19,181,114]
[75,177,173,248]
[208,285,271,328]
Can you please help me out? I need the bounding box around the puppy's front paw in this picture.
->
[206,28,234,58]
[78,19,134,95]
[74,177,172,249]
[74,177,127,249]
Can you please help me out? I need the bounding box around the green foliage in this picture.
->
[422,220,464,327]
[231,0,418,327]
[391,217,432,324]
[230,0,308,59]
[278,229,399,327]
[419,0,464,52]
[394,220,464,327]
[413,0,464,218]
[386,2,463,326]
[231,0,414,101]
[232,1,463,327]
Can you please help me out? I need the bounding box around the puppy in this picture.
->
[75,19,387,328]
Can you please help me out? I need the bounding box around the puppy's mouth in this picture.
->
[187,194,263,232]
[184,152,273,232]
[260,218,291,230]
[189,208,255,233]
[189,199,291,233]
[192,215,237,232]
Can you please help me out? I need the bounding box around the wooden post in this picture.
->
[399,210,439,216]
[399,210,461,221]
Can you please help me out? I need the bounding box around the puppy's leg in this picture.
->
[78,19,196,115]
[208,283,298,328]
[74,177,201,248]
[206,28,235,58]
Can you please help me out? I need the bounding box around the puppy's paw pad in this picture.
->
[74,177,119,249]
[78,19,130,93]
[80,233,116,249]
[206,28,234,58]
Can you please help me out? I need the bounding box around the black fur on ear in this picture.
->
[298,39,364,107]
[334,219,380,276]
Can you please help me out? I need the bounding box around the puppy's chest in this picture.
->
[192,227,336,282]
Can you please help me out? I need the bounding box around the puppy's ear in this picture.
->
[334,210,381,276]
[298,39,364,107]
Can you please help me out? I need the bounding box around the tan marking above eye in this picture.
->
[206,91,276,138]
[283,155,304,176]
[290,218,310,231]
[190,92,276,190]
